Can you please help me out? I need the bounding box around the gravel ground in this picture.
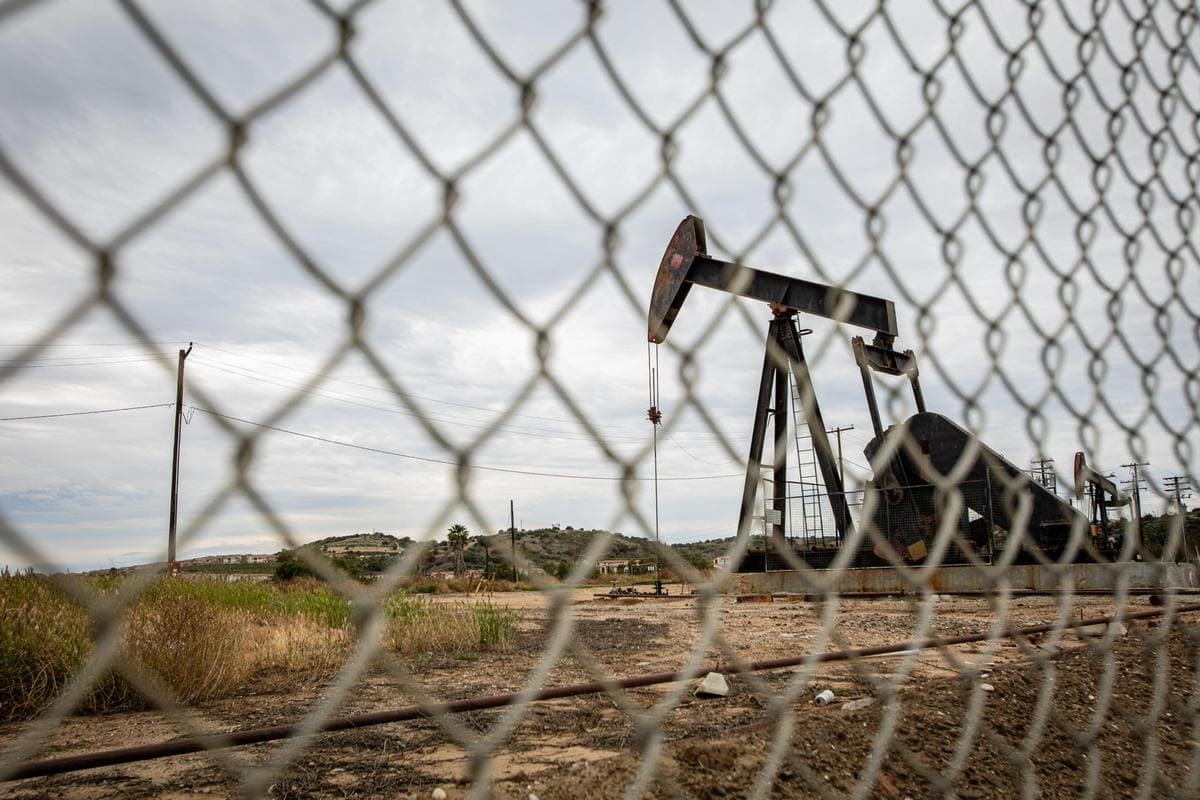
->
[1,591,1196,799]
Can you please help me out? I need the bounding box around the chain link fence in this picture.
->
[1,0,1199,797]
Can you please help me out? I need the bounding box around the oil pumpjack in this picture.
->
[647,216,1125,570]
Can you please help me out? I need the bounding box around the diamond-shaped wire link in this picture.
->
[1,0,1198,797]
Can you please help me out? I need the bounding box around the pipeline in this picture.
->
[756,588,1200,601]
[6,602,1199,781]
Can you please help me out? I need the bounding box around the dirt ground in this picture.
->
[1,588,1197,799]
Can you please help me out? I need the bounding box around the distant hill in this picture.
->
[670,536,739,564]
[302,532,412,556]
[469,527,733,575]
[301,527,734,577]
[163,527,739,578]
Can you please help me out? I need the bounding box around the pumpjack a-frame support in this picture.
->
[741,310,854,553]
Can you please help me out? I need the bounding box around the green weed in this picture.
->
[0,571,517,720]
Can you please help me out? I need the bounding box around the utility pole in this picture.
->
[167,342,193,575]
[1030,457,1056,495]
[1121,462,1149,559]
[826,425,854,486]
[510,499,517,583]
[1163,476,1192,513]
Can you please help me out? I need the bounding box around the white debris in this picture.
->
[529,794,541,800]
[815,689,835,705]
[695,671,729,697]
[980,683,994,692]
[432,789,448,800]
[841,697,874,712]
[1074,621,1128,639]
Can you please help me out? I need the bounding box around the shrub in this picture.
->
[384,595,519,656]
[123,596,251,704]
[403,577,474,594]
[250,616,352,680]
[0,570,93,721]
[273,550,315,581]
[0,572,344,719]
[474,601,520,648]
[0,572,517,721]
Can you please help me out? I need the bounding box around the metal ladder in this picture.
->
[788,368,826,546]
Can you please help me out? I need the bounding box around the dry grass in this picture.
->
[0,570,94,720]
[250,616,353,679]
[384,595,520,656]
[0,571,518,721]
[123,596,253,705]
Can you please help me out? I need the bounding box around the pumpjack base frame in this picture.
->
[729,561,1199,596]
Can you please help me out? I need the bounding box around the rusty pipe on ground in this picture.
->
[765,588,1200,601]
[6,602,1199,782]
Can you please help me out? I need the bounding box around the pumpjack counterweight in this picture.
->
[647,216,1121,570]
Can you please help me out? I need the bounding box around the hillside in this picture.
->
[297,527,731,577]
[464,527,740,576]
[171,527,739,579]
[302,532,412,556]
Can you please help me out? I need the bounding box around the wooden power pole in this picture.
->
[826,425,854,486]
[167,343,193,575]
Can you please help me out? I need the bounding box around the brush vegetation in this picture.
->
[0,570,518,722]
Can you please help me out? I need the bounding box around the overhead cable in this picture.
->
[0,403,173,422]
[189,405,742,483]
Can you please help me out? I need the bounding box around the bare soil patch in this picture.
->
[2,592,1194,799]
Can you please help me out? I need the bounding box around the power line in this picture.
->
[191,351,755,449]
[0,342,189,348]
[195,343,657,435]
[192,342,746,441]
[840,456,873,472]
[1163,476,1191,512]
[188,406,742,483]
[1029,457,1057,494]
[0,340,746,448]
[667,433,738,465]
[0,353,161,363]
[0,403,173,422]
[189,356,652,445]
[0,356,171,368]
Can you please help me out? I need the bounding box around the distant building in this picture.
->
[712,556,731,570]
[596,559,656,575]
[323,543,400,556]
[320,533,403,557]
[185,553,274,566]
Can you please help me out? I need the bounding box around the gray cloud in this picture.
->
[2,0,1196,570]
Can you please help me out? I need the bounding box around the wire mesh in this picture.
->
[1,0,1199,798]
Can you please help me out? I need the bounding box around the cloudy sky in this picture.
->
[1,0,1197,571]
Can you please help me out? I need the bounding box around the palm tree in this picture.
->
[447,524,470,577]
